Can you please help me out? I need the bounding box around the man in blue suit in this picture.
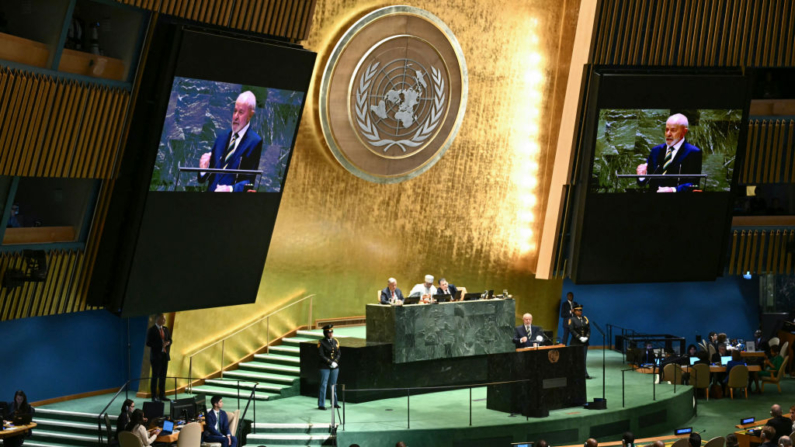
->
[198,91,263,192]
[380,278,405,304]
[636,113,702,193]
[513,313,545,348]
[203,395,237,447]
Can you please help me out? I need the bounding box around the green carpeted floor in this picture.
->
[39,326,795,445]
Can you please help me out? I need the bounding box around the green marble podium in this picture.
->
[365,299,516,363]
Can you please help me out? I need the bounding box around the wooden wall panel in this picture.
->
[0,67,129,179]
[742,119,795,184]
[592,0,795,66]
[115,0,317,42]
[728,229,795,276]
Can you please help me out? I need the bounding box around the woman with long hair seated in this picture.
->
[116,399,135,440]
[3,390,35,447]
[127,409,161,446]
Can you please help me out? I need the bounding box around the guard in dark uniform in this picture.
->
[568,304,592,379]
[318,324,341,410]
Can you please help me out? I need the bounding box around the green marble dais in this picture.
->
[366,300,516,363]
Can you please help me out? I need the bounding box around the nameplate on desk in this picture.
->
[542,377,567,389]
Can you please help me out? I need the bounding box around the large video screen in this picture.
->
[150,77,305,193]
[592,109,741,193]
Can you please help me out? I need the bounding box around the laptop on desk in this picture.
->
[690,357,698,366]
[433,294,453,303]
[13,414,32,426]
[159,419,175,437]
[463,293,481,301]
[721,356,732,366]
[404,295,421,305]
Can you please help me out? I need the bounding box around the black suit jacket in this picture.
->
[198,128,264,192]
[318,337,341,369]
[638,141,703,192]
[513,324,544,348]
[561,299,574,320]
[146,325,172,362]
[380,287,405,304]
[437,284,459,299]
[766,416,793,442]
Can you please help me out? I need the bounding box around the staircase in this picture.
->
[27,408,111,447]
[247,422,335,446]
[191,330,324,402]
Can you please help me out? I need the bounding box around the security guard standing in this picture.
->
[568,304,592,379]
[318,324,341,410]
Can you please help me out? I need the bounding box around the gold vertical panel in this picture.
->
[750,230,760,273]
[743,230,753,273]
[765,229,775,273]
[166,0,577,382]
[729,230,738,275]
[789,121,795,182]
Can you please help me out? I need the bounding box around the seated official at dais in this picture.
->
[380,277,405,305]
[409,275,437,303]
[437,278,465,301]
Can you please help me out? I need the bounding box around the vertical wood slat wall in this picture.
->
[0,251,100,321]
[728,230,795,275]
[0,67,130,179]
[742,120,795,184]
[592,0,795,66]
[116,0,318,42]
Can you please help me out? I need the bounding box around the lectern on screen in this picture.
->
[87,18,316,316]
[569,69,750,284]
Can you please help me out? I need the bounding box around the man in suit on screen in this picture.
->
[198,91,263,192]
[636,113,702,193]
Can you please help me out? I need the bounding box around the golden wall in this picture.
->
[161,0,580,384]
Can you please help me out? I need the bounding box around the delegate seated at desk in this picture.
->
[437,278,461,300]
[380,278,405,305]
[409,275,437,304]
[128,409,161,446]
[3,390,35,447]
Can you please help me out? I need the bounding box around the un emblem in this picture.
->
[320,6,467,183]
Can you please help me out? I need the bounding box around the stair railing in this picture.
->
[187,294,316,391]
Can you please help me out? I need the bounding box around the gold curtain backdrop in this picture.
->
[155,0,579,387]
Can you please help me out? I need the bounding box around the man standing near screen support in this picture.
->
[146,314,172,401]
[198,91,264,192]
[636,113,702,193]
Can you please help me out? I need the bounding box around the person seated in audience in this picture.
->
[652,441,665,447]
[642,343,657,364]
[380,278,404,305]
[127,409,160,446]
[761,345,784,377]
[203,396,237,447]
[536,440,549,447]
[695,350,710,365]
[708,331,719,349]
[3,390,35,447]
[689,433,702,447]
[761,426,778,447]
[726,433,739,447]
[622,431,635,447]
[409,275,437,304]
[780,436,792,447]
[766,404,793,443]
[722,349,746,391]
[687,344,698,358]
[586,439,598,447]
[717,333,728,345]
[116,399,135,440]
[712,343,728,363]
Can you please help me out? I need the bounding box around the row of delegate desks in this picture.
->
[734,413,794,447]
[300,299,588,417]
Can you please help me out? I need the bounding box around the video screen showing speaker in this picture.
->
[87,18,316,316]
[591,108,741,193]
[570,70,750,284]
[149,77,305,193]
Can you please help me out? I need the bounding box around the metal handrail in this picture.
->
[187,294,316,358]
[97,375,259,445]
[187,293,317,393]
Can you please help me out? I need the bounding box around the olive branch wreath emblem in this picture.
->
[355,61,446,153]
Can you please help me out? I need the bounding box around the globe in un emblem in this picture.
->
[353,46,448,159]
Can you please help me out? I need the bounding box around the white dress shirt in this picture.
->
[409,283,437,296]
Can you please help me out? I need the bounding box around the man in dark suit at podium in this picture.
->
[146,314,172,401]
[198,91,263,192]
[636,113,702,193]
[514,313,544,348]
[380,278,405,304]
